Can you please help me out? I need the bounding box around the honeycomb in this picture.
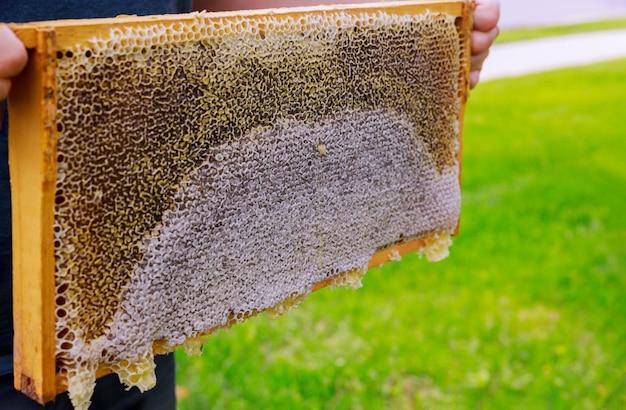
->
[47,9,464,409]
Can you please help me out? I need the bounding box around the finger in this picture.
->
[471,48,490,72]
[0,25,28,78]
[469,70,480,89]
[0,78,11,101]
[472,26,499,55]
[473,0,501,33]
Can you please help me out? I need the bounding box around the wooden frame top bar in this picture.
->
[11,1,469,48]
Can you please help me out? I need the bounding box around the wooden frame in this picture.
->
[8,1,472,404]
[9,27,58,402]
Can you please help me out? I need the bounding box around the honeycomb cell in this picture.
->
[49,10,464,410]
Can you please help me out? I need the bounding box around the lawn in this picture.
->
[175,59,626,409]
[496,18,626,44]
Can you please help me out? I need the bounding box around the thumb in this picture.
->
[0,24,28,101]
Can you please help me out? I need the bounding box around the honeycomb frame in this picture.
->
[8,1,472,406]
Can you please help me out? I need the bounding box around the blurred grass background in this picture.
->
[495,18,626,43]
[175,39,626,409]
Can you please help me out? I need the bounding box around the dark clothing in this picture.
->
[0,0,192,23]
[0,353,176,409]
[1,0,191,407]
[0,107,11,366]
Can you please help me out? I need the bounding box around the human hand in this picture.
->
[0,24,28,101]
[470,0,500,88]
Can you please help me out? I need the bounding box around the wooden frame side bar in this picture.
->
[9,28,58,404]
[453,0,473,235]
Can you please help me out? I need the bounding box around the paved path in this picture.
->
[481,29,626,81]
[499,0,626,28]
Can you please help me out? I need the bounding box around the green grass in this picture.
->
[497,18,626,44]
[175,59,626,409]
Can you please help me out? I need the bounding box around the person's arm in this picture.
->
[0,25,28,102]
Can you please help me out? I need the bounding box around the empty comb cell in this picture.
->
[8,1,472,408]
